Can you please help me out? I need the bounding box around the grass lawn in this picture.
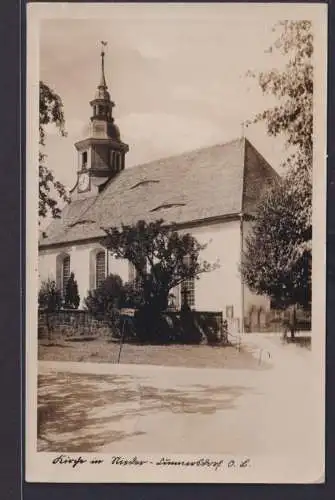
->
[38,337,267,370]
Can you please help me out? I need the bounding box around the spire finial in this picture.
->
[99,41,108,88]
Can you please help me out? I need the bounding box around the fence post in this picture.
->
[117,319,125,364]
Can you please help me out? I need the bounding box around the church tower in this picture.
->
[74,42,129,197]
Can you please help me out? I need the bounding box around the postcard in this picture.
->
[26,2,327,483]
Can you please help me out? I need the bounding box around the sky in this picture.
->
[39,4,294,191]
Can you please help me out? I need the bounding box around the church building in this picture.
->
[39,47,278,333]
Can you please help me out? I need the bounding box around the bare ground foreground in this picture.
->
[36,334,321,471]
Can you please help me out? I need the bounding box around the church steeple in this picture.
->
[73,42,129,198]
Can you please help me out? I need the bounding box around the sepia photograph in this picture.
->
[26,3,327,483]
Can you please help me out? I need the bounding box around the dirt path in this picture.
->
[37,336,318,462]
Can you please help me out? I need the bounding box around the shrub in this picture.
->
[84,274,124,316]
[64,272,80,309]
[198,314,221,345]
[84,275,144,340]
[179,310,204,344]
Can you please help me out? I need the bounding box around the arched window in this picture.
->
[56,252,71,296]
[62,255,70,296]
[96,251,106,288]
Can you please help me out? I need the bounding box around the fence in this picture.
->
[244,307,311,333]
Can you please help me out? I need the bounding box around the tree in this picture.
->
[38,278,62,312]
[103,219,217,342]
[242,21,313,314]
[248,21,313,170]
[241,177,311,310]
[64,272,80,309]
[103,219,216,310]
[249,20,312,218]
[39,81,69,221]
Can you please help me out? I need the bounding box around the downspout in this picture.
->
[106,249,109,277]
[240,213,245,335]
[239,135,246,335]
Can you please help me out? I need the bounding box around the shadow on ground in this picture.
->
[37,372,251,452]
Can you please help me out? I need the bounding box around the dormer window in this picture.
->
[150,202,186,212]
[69,219,96,228]
[130,180,160,190]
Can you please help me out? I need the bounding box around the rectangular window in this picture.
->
[181,255,195,308]
[181,278,195,308]
[82,151,87,168]
[113,151,120,172]
[110,150,115,168]
[117,152,122,171]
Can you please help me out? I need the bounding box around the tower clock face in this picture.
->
[78,172,90,192]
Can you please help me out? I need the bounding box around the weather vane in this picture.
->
[100,40,108,55]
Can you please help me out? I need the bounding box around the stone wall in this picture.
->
[38,309,111,339]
